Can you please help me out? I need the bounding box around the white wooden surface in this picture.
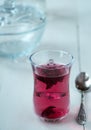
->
[0,0,91,130]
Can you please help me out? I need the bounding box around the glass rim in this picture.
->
[30,49,74,68]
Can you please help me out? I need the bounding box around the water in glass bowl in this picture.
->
[0,2,46,59]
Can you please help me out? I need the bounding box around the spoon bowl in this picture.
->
[75,72,91,92]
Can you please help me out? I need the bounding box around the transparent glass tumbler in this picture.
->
[30,50,74,121]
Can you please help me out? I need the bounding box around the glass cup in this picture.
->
[30,50,74,121]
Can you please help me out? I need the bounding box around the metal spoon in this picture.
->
[75,72,91,125]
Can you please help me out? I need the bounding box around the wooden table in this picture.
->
[0,0,91,129]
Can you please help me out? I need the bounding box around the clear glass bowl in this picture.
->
[0,0,46,59]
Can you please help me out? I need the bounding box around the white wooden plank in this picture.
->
[77,0,91,129]
[0,0,82,130]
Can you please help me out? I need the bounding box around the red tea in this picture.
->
[33,63,70,120]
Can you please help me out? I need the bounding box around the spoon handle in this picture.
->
[76,92,87,125]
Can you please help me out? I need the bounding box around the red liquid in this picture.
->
[33,63,70,120]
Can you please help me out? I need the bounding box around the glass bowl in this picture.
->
[0,0,46,59]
